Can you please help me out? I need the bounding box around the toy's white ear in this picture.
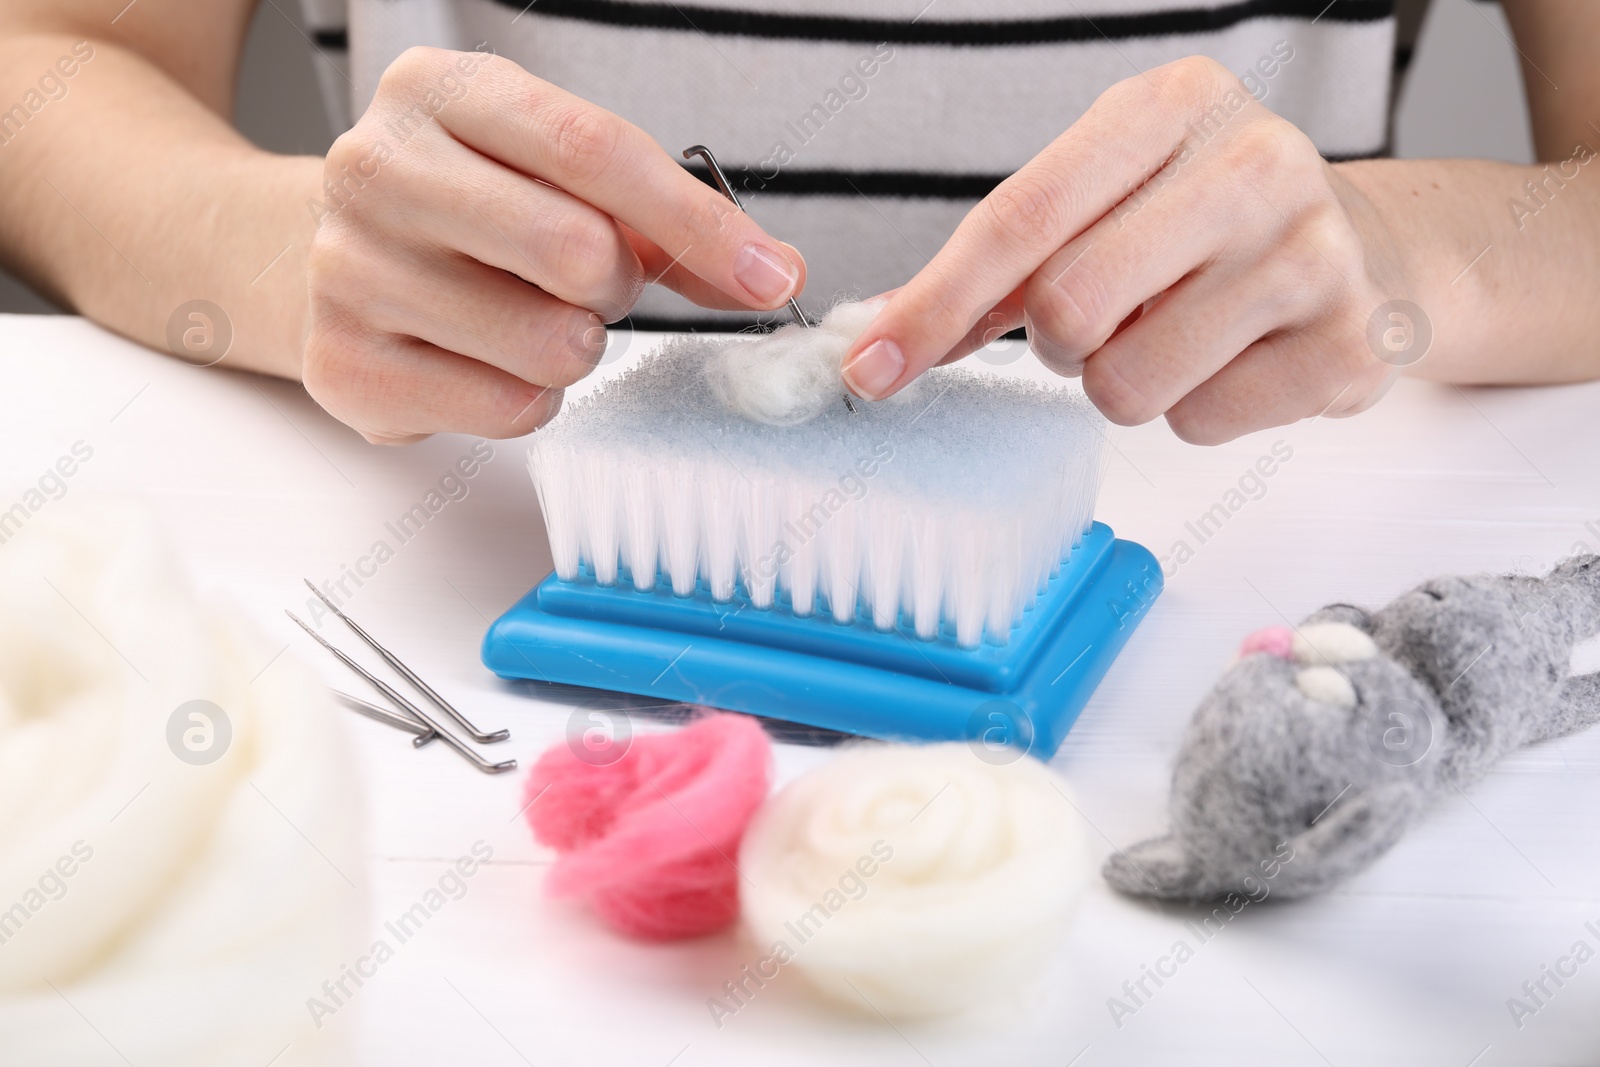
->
[1295,666,1357,707]
[1293,622,1378,666]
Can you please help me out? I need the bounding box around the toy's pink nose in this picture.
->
[1239,625,1295,660]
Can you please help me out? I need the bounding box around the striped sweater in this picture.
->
[295,0,1431,330]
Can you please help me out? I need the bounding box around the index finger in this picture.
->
[414,49,805,309]
[840,57,1243,399]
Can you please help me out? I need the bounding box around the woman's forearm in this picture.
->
[1338,153,1600,385]
[0,30,320,378]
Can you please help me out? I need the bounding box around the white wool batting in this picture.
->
[530,304,1108,648]
[705,300,884,427]
[1292,621,1379,665]
[0,498,364,1067]
[738,744,1091,1018]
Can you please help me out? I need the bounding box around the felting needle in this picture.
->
[681,144,857,414]
[303,580,509,744]
[333,690,434,740]
[287,610,444,748]
[286,611,517,775]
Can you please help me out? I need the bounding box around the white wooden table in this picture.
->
[4,313,1598,1066]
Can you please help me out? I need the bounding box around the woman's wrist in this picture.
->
[1334,156,1600,385]
[218,151,324,381]
[88,147,325,381]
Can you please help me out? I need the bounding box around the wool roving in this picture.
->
[739,743,1091,1017]
[704,299,884,426]
[525,711,772,939]
[1106,555,1600,901]
[0,497,363,1065]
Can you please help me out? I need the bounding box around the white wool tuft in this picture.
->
[739,743,1092,1018]
[705,299,885,427]
[0,498,363,1065]
[529,305,1108,648]
[1292,622,1379,665]
[1295,665,1358,706]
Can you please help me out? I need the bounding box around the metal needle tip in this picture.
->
[286,609,331,648]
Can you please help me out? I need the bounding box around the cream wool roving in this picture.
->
[703,299,885,427]
[0,498,364,1066]
[738,744,1092,1018]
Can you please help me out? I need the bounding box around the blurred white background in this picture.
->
[0,0,1536,315]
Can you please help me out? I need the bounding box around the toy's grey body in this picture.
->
[1106,556,1600,901]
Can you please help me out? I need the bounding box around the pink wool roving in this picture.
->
[524,712,772,940]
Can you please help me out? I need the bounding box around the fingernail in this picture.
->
[512,385,564,433]
[734,243,799,306]
[571,311,606,366]
[842,338,905,401]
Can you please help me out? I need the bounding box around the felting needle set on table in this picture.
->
[289,582,515,774]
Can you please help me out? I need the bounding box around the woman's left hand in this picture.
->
[841,56,1411,444]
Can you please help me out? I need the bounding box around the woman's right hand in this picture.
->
[304,46,806,443]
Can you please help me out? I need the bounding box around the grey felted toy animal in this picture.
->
[1105,555,1600,901]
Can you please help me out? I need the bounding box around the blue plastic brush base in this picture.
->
[482,522,1161,759]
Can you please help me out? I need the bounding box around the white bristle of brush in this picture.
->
[526,329,1109,649]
